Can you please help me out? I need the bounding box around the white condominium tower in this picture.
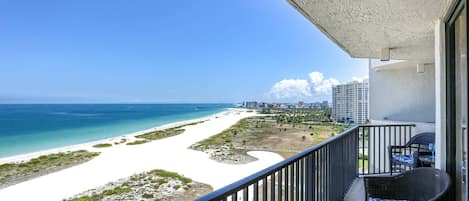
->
[332,79,369,124]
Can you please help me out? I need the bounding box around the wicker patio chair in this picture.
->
[364,168,450,201]
[388,132,435,173]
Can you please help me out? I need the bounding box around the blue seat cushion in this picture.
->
[392,154,414,164]
[369,198,408,201]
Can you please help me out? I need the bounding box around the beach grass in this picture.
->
[191,110,351,163]
[126,121,205,145]
[113,138,128,145]
[126,140,150,145]
[93,143,113,148]
[191,118,250,149]
[0,150,100,189]
[67,169,211,201]
[135,128,185,141]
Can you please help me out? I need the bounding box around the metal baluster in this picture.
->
[311,152,315,201]
[319,149,323,201]
[361,126,365,174]
[298,159,302,201]
[233,191,238,201]
[296,161,300,201]
[387,126,391,173]
[254,181,259,201]
[404,126,410,170]
[271,173,276,201]
[378,126,381,173]
[368,127,371,175]
[399,126,402,172]
[290,164,294,201]
[393,126,396,174]
[315,151,319,201]
[284,165,288,201]
[243,187,248,201]
[263,177,267,201]
[327,144,330,201]
[278,168,282,200]
[304,154,311,201]
[322,147,326,201]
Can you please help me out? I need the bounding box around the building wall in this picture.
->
[434,19,446,170]
[369,61,436,123]
[332,80,369,124]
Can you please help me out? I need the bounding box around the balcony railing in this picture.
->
[195,124,415,201]
[358,125,414,175]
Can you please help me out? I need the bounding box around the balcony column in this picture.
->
[435,18,447,170]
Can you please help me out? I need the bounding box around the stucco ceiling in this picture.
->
[288,0,454,61]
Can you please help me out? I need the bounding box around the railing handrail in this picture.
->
[360,124,416,127]
[195,125,360,200]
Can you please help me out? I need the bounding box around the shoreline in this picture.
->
[0,108,232,164]
[0,108,284,200]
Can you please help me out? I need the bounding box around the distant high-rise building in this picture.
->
[332,79,369,124]
[298,101,305,108]
[244,101,258,108]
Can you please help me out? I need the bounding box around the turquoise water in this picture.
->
[0,104,230,158]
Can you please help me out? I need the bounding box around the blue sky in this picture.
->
[0,0,368,103]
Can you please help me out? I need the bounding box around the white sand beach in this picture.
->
[0,109,284,201]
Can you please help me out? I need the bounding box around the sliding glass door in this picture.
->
[447,1,469,200]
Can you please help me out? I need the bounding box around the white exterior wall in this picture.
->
[366,20,447,172]
[369,60,436,123]
[368,60,437,172]
[367,18,447,173]
[435,19,446,170]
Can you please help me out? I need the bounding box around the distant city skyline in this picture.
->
[0,0,367,104]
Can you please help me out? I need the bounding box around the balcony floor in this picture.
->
[344,177,365,201]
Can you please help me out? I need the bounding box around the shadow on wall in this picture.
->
[371,119,435,134]
[383,105,435,124]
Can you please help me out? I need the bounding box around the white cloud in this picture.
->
[313,78,340,94]
[268,79,312,99]
[308,71,340,94]
[267,71,341,101]
[308,72,324,85]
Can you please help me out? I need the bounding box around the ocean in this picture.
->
[0,104,230,158]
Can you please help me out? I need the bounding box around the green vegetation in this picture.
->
[359,159,369,169]
[261,108,333,123]
[358,153,369,171]
[191,108,352,161]
[359,153,369,160]
[67,169,210,201]
[142,193,154,198]
[0,150,100,188]
[135,127,185,141]
[93,143,112,148]
[148,169,192,185]
[70,196,99,201]
[126,140,150,145]
[113,138,127,145]
[126,121,205,146]
[103,186,131,195]
[192,118,250,149]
